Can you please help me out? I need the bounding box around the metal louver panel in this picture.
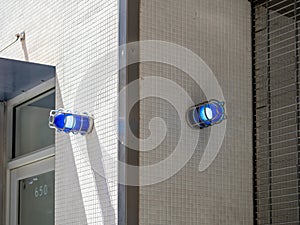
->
[253,0,300,224]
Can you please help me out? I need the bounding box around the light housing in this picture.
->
[49,109,94,135]
[187,99,226,129]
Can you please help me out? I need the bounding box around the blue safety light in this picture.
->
[49,109,94,135]
[187,100,226,129]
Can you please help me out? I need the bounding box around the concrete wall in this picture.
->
[139,0,253,224]
[0,0,119,224]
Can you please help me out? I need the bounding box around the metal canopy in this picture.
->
[0,57,55,101]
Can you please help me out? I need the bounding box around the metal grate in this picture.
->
[253,0,300,224]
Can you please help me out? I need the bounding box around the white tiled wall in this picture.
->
[139,0,253,224]
[0,0,119,224]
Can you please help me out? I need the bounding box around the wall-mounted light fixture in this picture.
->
[49,109,94,135]
[187,99,226,129]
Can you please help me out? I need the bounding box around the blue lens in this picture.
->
[81,116,90,132]
[64,114,75,131]
[51,110,93,134]
[187,100,225,129]
[53,114,66,129]
[73,115,82,131]
[199,104,213,125]
[53,113,90,133]
[53,113,74,133]
[209,103,224,123]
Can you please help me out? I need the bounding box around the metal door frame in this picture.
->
[8,155,54,225]
[4,79,55,225]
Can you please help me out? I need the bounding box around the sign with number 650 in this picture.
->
[34,185,48,198]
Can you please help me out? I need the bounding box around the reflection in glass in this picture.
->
[14,91,55,157]
[19,171,54,225]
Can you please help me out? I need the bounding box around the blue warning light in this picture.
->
[187,100,226,129]
[49,109,94,135]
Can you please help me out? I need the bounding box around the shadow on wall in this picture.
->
[86,130,116,225]
[55,83,88,225]
[56,82,116,225]
[21,38,29,61]
[57,134,89,224]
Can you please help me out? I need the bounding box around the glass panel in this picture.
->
[18,171,54,225]
[14,91,55,157]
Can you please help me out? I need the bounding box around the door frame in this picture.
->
[8,154,54,225]
[5,79,55,160]
[4,78,55,225]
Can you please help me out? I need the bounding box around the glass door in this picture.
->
[5,78,56,225]
[10,157,54,225]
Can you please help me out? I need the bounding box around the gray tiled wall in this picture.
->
[139,0,253,224]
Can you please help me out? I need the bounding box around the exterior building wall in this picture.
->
[0,0,119,224]
[139,0,253,224]
[1,0,253,224]
[254,4,300,224]
[0,103,4,223]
